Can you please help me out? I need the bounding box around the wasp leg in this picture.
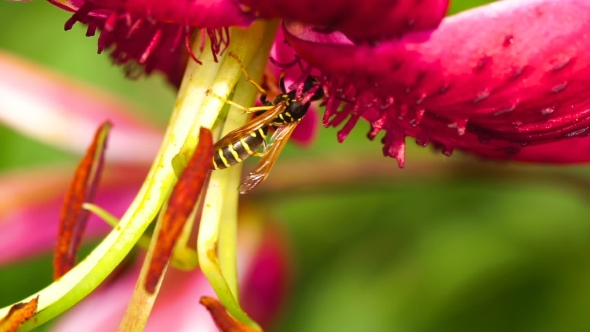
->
[228,51,267,96]
[206,89,274,113]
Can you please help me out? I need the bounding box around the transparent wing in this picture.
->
[238,122,299,194]
[213,102,287,149]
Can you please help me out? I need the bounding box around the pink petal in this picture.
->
[240,225,290,327]
[286,0,590,165]
[259,28,319,146]
[52,224,289,331]
[243,0,449,42]
[0,164,147,265]
[56,0,252,28]
[50,0,252,86]
[290,108,318,146]
[51,265,220,332]
[479,137,590,164]
[0,51,162,164]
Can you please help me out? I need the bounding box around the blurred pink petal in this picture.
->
[51,265,219,332]
[52,225,289,331]
[286,0,590,165]
[0,51,162,163]
[290,108,317,146]
[0,164,148,265]
[241,225,290,327]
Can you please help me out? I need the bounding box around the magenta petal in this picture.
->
[54,0,252,86]
[481,137,590,164]
[286,0,590,164]
[91,0,251,28]
[239,226,290,329]
[243,0,448,42]
[0,51,163,163]
[57,0,252,27]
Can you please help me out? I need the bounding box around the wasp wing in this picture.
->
[238,121,298,194]
[213,102,287,149]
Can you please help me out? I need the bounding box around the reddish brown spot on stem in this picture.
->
[0,296,39,332]
[53,122,111,280]
[200,296,260,332]
[144,127,214,293]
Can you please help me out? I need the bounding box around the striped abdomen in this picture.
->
[212,127,269,170]
[268,98,309,127]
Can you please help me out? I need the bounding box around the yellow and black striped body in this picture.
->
[267,94,307,127]
[212,75,324,171]
[212,126,269,170]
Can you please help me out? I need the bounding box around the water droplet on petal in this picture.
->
[416,128,432,147]
[367,113,387,140]
[565,126,589,137]
[415,93,426,105]
[551,57,573,72]
[448,119,467,136]
[382,127,406,167]
[472,90,490,104]
[493,102,517,116]
[503,35,514,47]
[442,146,454,156]
[551,82,568,93]
[380,97,394,110]
[410,109,425,127]
[540,107,555,115]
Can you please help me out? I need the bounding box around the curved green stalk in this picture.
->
[197,20,279,330]
[82,203,150,251]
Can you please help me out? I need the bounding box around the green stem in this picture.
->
[197,20,279,330]
[83,203,152,250]
[118,195,171,332]
[217,44,274,302]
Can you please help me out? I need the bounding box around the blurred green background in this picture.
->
[2,1,590,331]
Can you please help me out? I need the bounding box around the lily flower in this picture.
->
[0,51,287,330]
[3,0,590,330]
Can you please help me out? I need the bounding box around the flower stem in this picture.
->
[197,20,279,330]
[218,43,276,301]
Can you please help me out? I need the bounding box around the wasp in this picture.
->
[209,54,323,194]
